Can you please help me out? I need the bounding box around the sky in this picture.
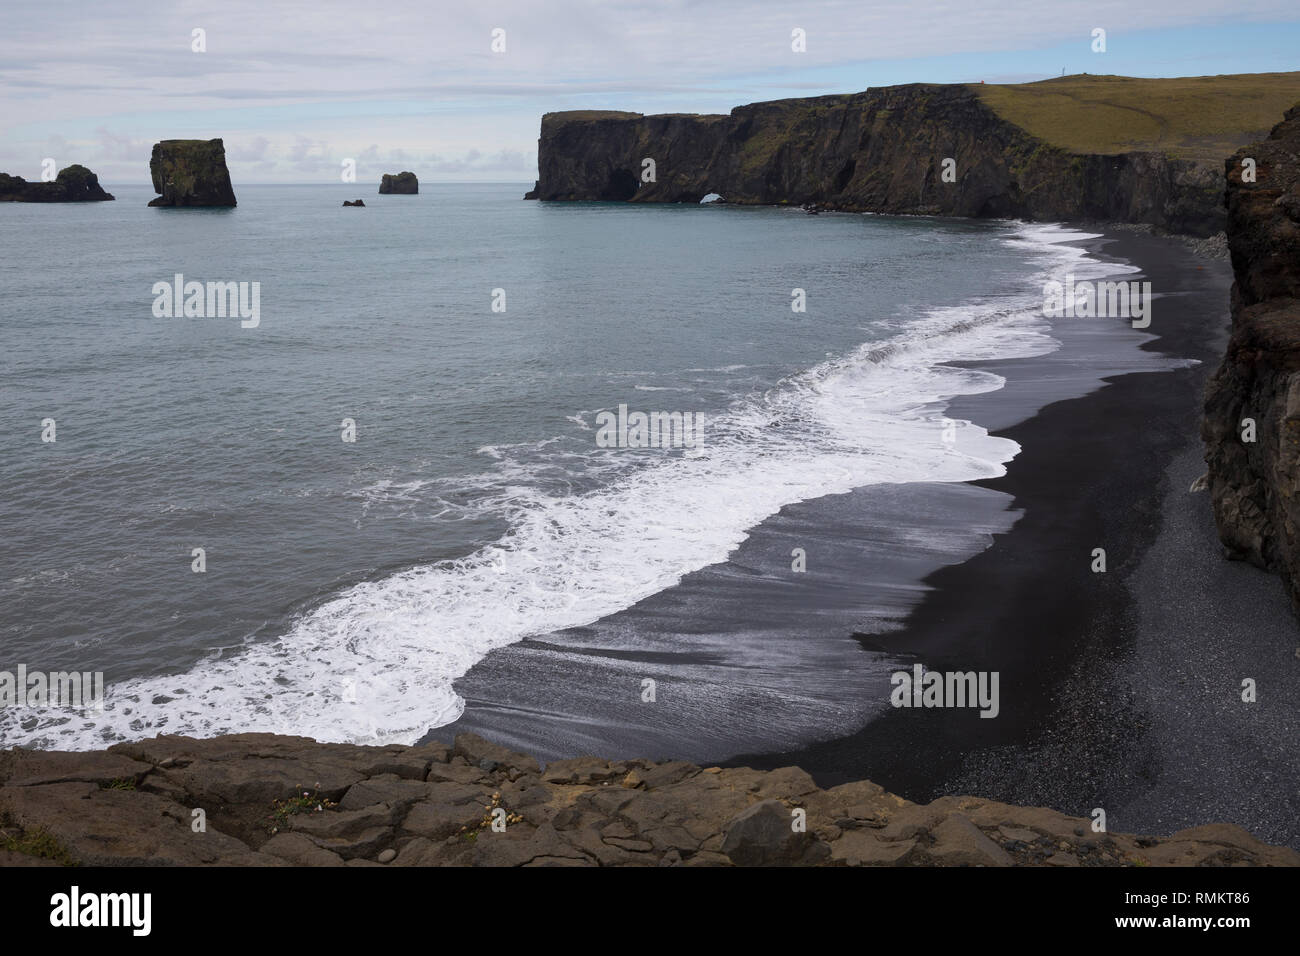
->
[2,0,1298,185]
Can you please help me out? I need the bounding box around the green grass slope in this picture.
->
[974,72,1300,163]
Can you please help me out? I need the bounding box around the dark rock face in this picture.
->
[527,84,1224,236]
[379,171,418,194]
[0,165,114,202]
[1,732,1294,866]
[1203,105,1300,610]
[148,139,237,207]
[342,199,365,206]
[721,799,830,866]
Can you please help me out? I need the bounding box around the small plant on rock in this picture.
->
[458,792,524,840]
[268,787,337,834]
[0,814,78,866]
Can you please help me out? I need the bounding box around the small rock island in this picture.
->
[379,171,418,194]
[0,165,115,202]
[148,138,237,207]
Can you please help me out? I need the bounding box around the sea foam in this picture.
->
[0,224,1141,749]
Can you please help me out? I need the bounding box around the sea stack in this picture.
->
[379,171,418,194]
[1203,104,1300,612]
[148,138,237,207]
[0,165,114,202]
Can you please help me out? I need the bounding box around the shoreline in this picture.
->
[418,221,1300,847]
[421,219,1136,764]
[733,229,1300,848]
[8,220,1289,851]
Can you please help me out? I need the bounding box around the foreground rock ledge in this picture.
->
[1,733,1294,867]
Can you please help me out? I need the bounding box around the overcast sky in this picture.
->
[2,0,1298,184]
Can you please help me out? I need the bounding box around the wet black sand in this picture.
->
[736,231,1300,848]
[425,478,1020,764]
[429,228,1300,847]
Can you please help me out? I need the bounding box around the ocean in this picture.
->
[0,183,1151,751]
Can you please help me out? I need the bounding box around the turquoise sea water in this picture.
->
[0,183,1092,747]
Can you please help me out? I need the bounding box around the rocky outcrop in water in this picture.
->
[1203,105,1300,609]
[0,165,114,202]
[148,139,237,207]
[343,199,366,206]
[525,85,1224,236]
[379,171,418,194]
[2,732,1293,866]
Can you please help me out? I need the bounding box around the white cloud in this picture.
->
[1,0,1295,182]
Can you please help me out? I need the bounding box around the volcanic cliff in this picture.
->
[1203,105,1300,609]
[524,81,1267,236]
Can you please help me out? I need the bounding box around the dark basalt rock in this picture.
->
[0,731,1294,866]
[1203,104,1300,612]
[148,138,237,207]
[0,165,114,202]
[379,171,418,194]
[524,84,1226,236]
[342,199,366,206]
[721,799,831,866]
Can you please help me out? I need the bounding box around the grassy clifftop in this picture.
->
[975,72,1300,163]
[542,110,647,123]
[529,72,1300,234]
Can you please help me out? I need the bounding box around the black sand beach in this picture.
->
[429,228,1300,848]
[739,230,1300,849]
